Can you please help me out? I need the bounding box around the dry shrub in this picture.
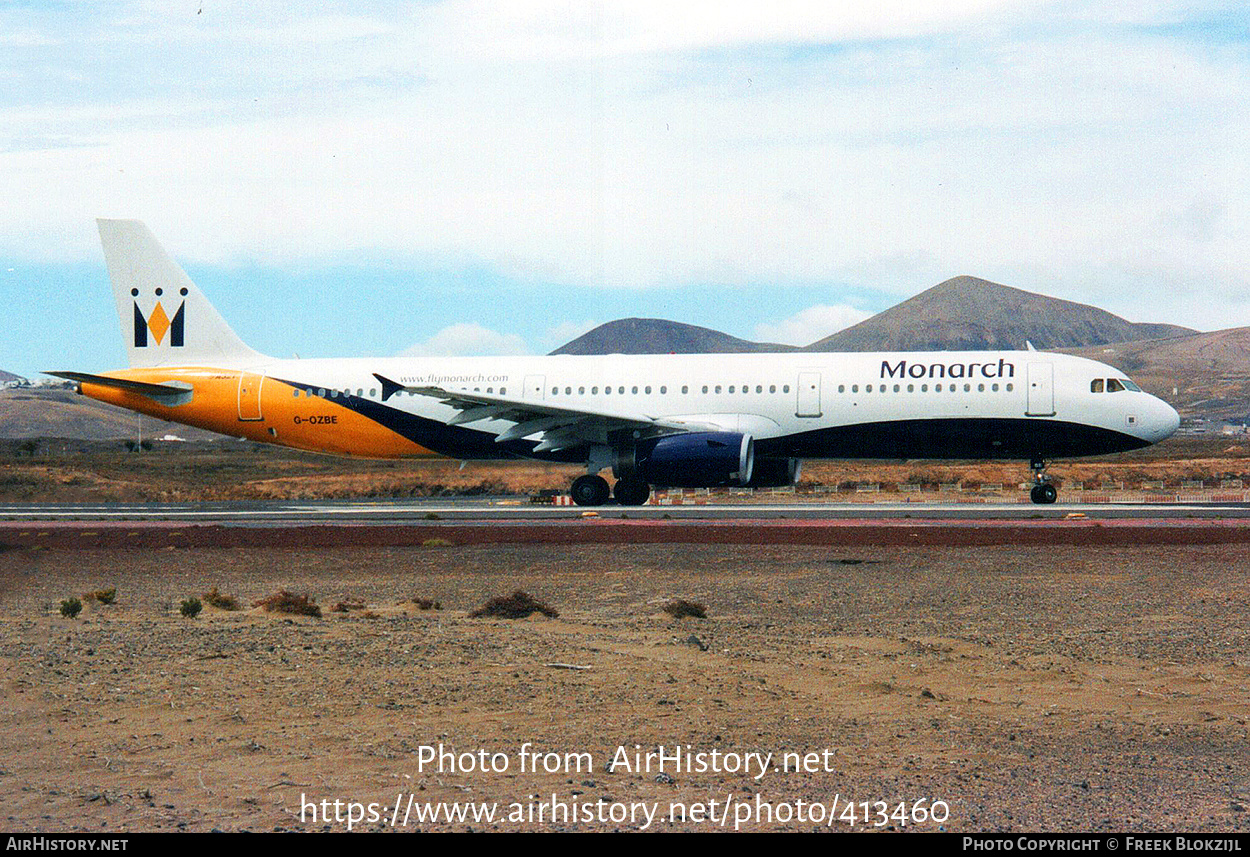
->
[180,597,202,618]
[203,587,240,611]
[662,598,707,619]
[469,590,558,619]
[332,599,366,613]
[422,537,453,547]
[59,597,82,619]
[253,589,322,618]
[85,587,116,605]
[411,597,442,611]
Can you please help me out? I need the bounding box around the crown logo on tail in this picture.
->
[133,299,184,347]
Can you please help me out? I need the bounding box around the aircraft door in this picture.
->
[796,372,822,418]
[238,372,265,421]
[1026,362,1055,416]
[524,374,546,400]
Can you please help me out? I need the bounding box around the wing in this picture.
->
[373,374,714,452]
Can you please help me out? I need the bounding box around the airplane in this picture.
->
[47,220,1181,506]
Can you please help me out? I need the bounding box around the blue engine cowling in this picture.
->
[745,457,802,488]
[635,432,755,488]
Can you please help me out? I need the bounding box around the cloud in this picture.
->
[541,319,600,351]
[754,304,873,346]
[400,323,529,357]
[1,1,1249,335]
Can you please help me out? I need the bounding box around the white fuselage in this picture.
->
[243,349,1179,461]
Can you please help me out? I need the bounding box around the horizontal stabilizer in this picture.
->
[44,371,193,405]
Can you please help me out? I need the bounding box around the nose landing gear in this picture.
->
[1029,457,1058,504]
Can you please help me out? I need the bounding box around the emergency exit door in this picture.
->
[1026,362,1055,416]
[796,372,822,418]
[238,372,265,421]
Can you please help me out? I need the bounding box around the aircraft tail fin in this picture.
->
[96,219,265,369]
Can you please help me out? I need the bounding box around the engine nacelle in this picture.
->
[745,457,802,488]
[618,432,755,488]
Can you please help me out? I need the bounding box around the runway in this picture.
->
[3,499,1250,548]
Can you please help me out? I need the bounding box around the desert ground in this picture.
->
[3,434,1249,504]
[1,540,1248,832]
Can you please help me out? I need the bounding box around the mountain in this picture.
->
[550,318,796,355]
[0,387,222,440]
[804,276,1195,352]
[0,369,27,385]
[1065,327,1250,419]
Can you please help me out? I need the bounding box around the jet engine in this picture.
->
[615,432,754,488]
[745,457,802,488]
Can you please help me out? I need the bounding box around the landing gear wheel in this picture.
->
[571,474,610,507]
[613,478,651,506]
[1028,457,1058,504]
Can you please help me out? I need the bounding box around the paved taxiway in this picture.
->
[3,498,1250,522]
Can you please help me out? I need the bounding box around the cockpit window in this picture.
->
[1106,378,1126,393]
[1091,379,1104,393]
[1121,378,1141,392]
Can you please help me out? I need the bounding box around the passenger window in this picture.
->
[755,385,762,393]
[935,384,942,392]
[369,389,377,398]
[783,385,789,393]
[592,387,598,394]
[681,386,688,394]
[565,387,571,395]
[645,386,652,394]
[838,385,845,393]
[605,386,611,394]
[921,384,928,392]
[893,384,900,392]
[770,385,777,393]
[293,389,300,397]
[578,386,585,394]
[729,386,735,393]
[702,386,709,393]
[659,386,666,394]
[963,384,971,392]
[1091,379,1104,393]
[715,386,722,393]
[907,384,914,392]
[1005,383,1013,392]
[1107,378,1125,393]
[632,386,638,394]
[866,384,873,393]
[551,387,558,395]
[992,383,999,392]
[851,385,858,393]
[977,383,984,392]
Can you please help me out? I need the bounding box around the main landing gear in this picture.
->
[1029,457,1058,504]
[568,474,651,507]
[570,474,610,507]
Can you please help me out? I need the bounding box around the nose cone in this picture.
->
[1147,396,1181,442]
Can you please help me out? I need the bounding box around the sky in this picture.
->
[1,0,1248,378]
